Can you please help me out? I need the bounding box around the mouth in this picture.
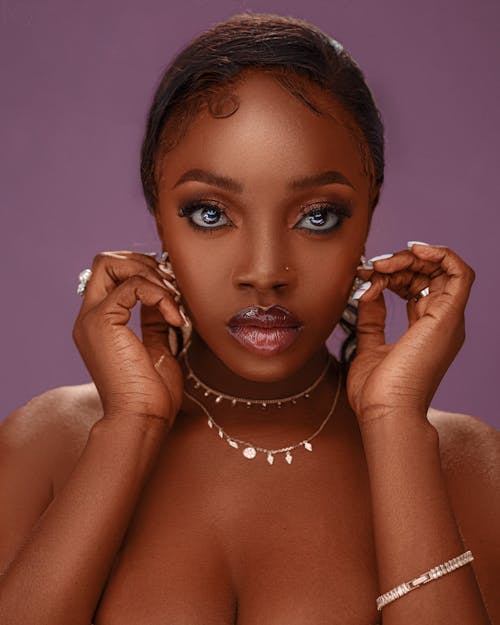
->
[226,305,303,356]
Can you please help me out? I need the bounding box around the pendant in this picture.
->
[285,451,293,464]
[243,447,257,459]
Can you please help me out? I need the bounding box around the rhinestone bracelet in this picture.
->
[376,550,474,611]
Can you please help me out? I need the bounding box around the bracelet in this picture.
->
[376,550,474,611]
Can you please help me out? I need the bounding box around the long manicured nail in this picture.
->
[407,240,430,249]
[178,306,191,328]
[162,279,181,297]
[351,280,372,300]
[157,263,176,277]
[369,253,394,262]
[360,253,394,269]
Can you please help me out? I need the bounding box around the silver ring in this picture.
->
[415,286,430,301]
[77,269,92,296]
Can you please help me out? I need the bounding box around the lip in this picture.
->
[227,305,303,356]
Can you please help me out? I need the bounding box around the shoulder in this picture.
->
[427,407,499,620]
[1,384,103,489]
[427,407,499,475]
[2,383,102,442]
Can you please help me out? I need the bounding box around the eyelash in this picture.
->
[177,200,352,235]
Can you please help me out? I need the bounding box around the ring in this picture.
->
[414,286,430,301]
[77,269,92,296]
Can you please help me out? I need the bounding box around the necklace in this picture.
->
[182,350,333,408]
[183,359,342,465]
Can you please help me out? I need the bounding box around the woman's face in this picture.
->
[155,71,373,382]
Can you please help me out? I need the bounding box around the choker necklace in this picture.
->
[183,358,342,466]
[182,350,333,408]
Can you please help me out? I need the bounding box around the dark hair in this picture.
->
[140,12,385,365]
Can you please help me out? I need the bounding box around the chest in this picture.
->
[94,425,381,625]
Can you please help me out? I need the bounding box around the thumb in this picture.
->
[356,290,387,353]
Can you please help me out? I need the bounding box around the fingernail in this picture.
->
[351,280,372,300]
[357,260,374,270]
[162,279,181,297]
[368,253,394,263]
[407,240,430,249]
[157,264,176,277]
[178,306,191,328]
[144,252,158,257]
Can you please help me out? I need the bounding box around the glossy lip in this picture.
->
[226,305,303,356]
[227,305,303,328]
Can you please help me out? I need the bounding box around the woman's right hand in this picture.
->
[73,251,186,425]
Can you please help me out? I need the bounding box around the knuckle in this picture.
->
[126,275,146,289]
[91,252,108,270]
[466,266,476,283]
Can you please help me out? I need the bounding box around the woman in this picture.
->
[0,12,498,625]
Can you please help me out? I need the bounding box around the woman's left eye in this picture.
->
[295,203,352,234]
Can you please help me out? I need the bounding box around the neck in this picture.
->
[181,332,338,401]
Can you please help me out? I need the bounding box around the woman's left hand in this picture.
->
[346,242,476,426]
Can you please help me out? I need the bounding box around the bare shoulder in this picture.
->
[2,383,102,442]
[0,385,103,571]
[427,407,499,621]
[427,406,499,475]
[1,383,103,490]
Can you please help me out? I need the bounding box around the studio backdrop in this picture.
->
[1,0,498,428]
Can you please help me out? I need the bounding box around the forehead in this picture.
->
[159,72,370,199]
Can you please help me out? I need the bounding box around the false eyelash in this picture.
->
[177,200,231,234]
[296,201,353,235]
[177,199,353,235]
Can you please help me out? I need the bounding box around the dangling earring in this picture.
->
[159,251,192,358]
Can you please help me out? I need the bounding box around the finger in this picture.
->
[141,303,174,361]
[356,290,387,352]
[409,244,476,309]
[363,249,443,277]
[80,254,172,314]
[363,269,431,302]
[82,275,183,329]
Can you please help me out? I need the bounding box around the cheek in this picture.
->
[168,248,229,321]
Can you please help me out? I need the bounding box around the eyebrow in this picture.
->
[173,169,243,193]
[172,168,355,192]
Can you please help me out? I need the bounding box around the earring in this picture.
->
[159,251,192,358]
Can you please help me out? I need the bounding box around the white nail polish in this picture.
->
[158,264,176,277]
[351,280,372,300]
[162,279,180,296]
[178,306,191,328]
[358,260,374,270]
[368,253,394,262]
[407,241,430,249]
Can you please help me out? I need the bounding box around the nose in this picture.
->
[232,226,294,293]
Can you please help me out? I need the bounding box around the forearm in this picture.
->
[361,413,490,625]
[0,416,167,625]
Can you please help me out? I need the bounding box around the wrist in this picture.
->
[94,412,172,440]
[359,409,438,449]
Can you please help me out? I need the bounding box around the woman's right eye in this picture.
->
[178,201,232,232]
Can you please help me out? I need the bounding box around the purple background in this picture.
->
[1,0,498,428]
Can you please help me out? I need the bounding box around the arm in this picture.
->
[349,242,496,624]
[0,411,167,625]
[0,251,186,625]
[360,412,496,625]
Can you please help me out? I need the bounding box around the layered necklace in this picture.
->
[182,351,342,465]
